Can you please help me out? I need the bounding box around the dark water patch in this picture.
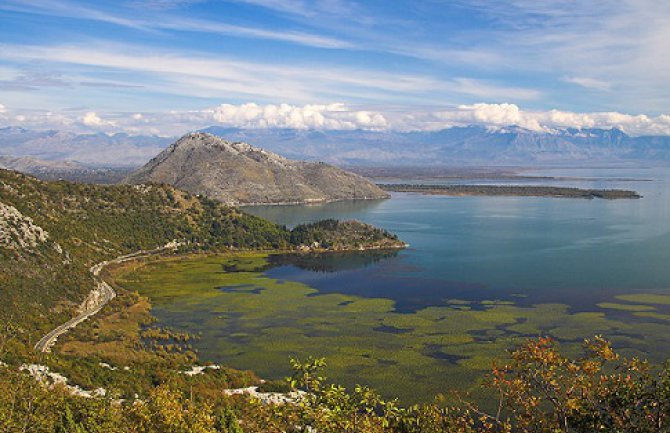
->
[217,284,264,294]
[265,259,500,313]
[373,325,413,334]
[267,250,400,273]
[471,319,529,342]
[266,251,670,313]
[228,333,252,345]
[423,345,468,364]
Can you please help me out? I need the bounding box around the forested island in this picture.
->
[380,183,642,199]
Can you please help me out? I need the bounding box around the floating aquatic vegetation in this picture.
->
[114,254,670,403]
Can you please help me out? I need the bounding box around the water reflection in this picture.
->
[268,249,399,273]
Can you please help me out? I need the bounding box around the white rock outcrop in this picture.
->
[0,201,49,250]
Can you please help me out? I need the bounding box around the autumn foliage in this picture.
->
[2,335,669,432]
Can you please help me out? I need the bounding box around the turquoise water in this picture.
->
[246,167,670,313]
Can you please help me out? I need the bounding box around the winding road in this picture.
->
[34,244,179,353]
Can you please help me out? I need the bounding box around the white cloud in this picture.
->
[564,77,611,91]
[0,0,351,50]
[2,102,670,137]
[424,103,670,136]
[210,103,387,130]
[0,103,6,114]
[0,42,455,104]
[81,111,115,127]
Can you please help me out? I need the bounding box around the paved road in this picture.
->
[34,244,177,353]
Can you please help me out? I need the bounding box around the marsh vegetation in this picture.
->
[112,253,670,404]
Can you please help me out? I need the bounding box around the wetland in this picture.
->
[114,166,670,403]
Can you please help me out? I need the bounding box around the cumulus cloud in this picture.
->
[417,103,670,136]
[2,102,670,137]
[441,103,543,131]
[210,103,387,130]
[81,111,115,127]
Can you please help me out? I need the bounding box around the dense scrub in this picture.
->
[2,331,669,432]
[0,169,277,334]
[290,219,402,250]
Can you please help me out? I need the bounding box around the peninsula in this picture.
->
[379,184,642,199]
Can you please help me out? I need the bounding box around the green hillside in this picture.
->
[0,169,401,335]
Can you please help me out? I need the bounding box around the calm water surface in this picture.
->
[246,167,670,312]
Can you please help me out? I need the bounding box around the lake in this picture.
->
[116,166,670,403]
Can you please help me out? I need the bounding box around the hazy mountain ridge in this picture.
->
[200,125,670,165]
[123,132,389,205]
[0,127,171,167]
[0,154,86,172]
[2,125,670,168]
[0,154,134,184]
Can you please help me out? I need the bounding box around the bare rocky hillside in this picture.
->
[123,133,389,205]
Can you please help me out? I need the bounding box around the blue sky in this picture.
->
[0,0,669,135]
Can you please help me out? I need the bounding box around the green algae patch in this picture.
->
[615,293,670,306]
[113,253,670,404]
[597,302,657,312]
[634,312,670,321]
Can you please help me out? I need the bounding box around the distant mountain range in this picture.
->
[0,154,133,184]
[200,126,670,166]
[0,127,171,167]
[2,125,670,168]
[123,133,388,205]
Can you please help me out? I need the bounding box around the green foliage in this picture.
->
[290,219,401,250]
[214,408,243,433]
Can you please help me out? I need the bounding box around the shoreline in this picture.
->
[38,242,407,353]
[237,195,390,207]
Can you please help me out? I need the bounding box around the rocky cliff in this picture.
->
[123,133,389,205]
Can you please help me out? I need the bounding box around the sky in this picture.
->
[0,0,669,136]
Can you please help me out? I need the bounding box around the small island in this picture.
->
[379,184,642,199]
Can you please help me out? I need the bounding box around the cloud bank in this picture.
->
[210,103,387,130]
[425,104,670,136]
[1,102,670,137]
[81,111,115,127]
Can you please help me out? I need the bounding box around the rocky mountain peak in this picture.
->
[171,132,290,166]
[124,132,389,205]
